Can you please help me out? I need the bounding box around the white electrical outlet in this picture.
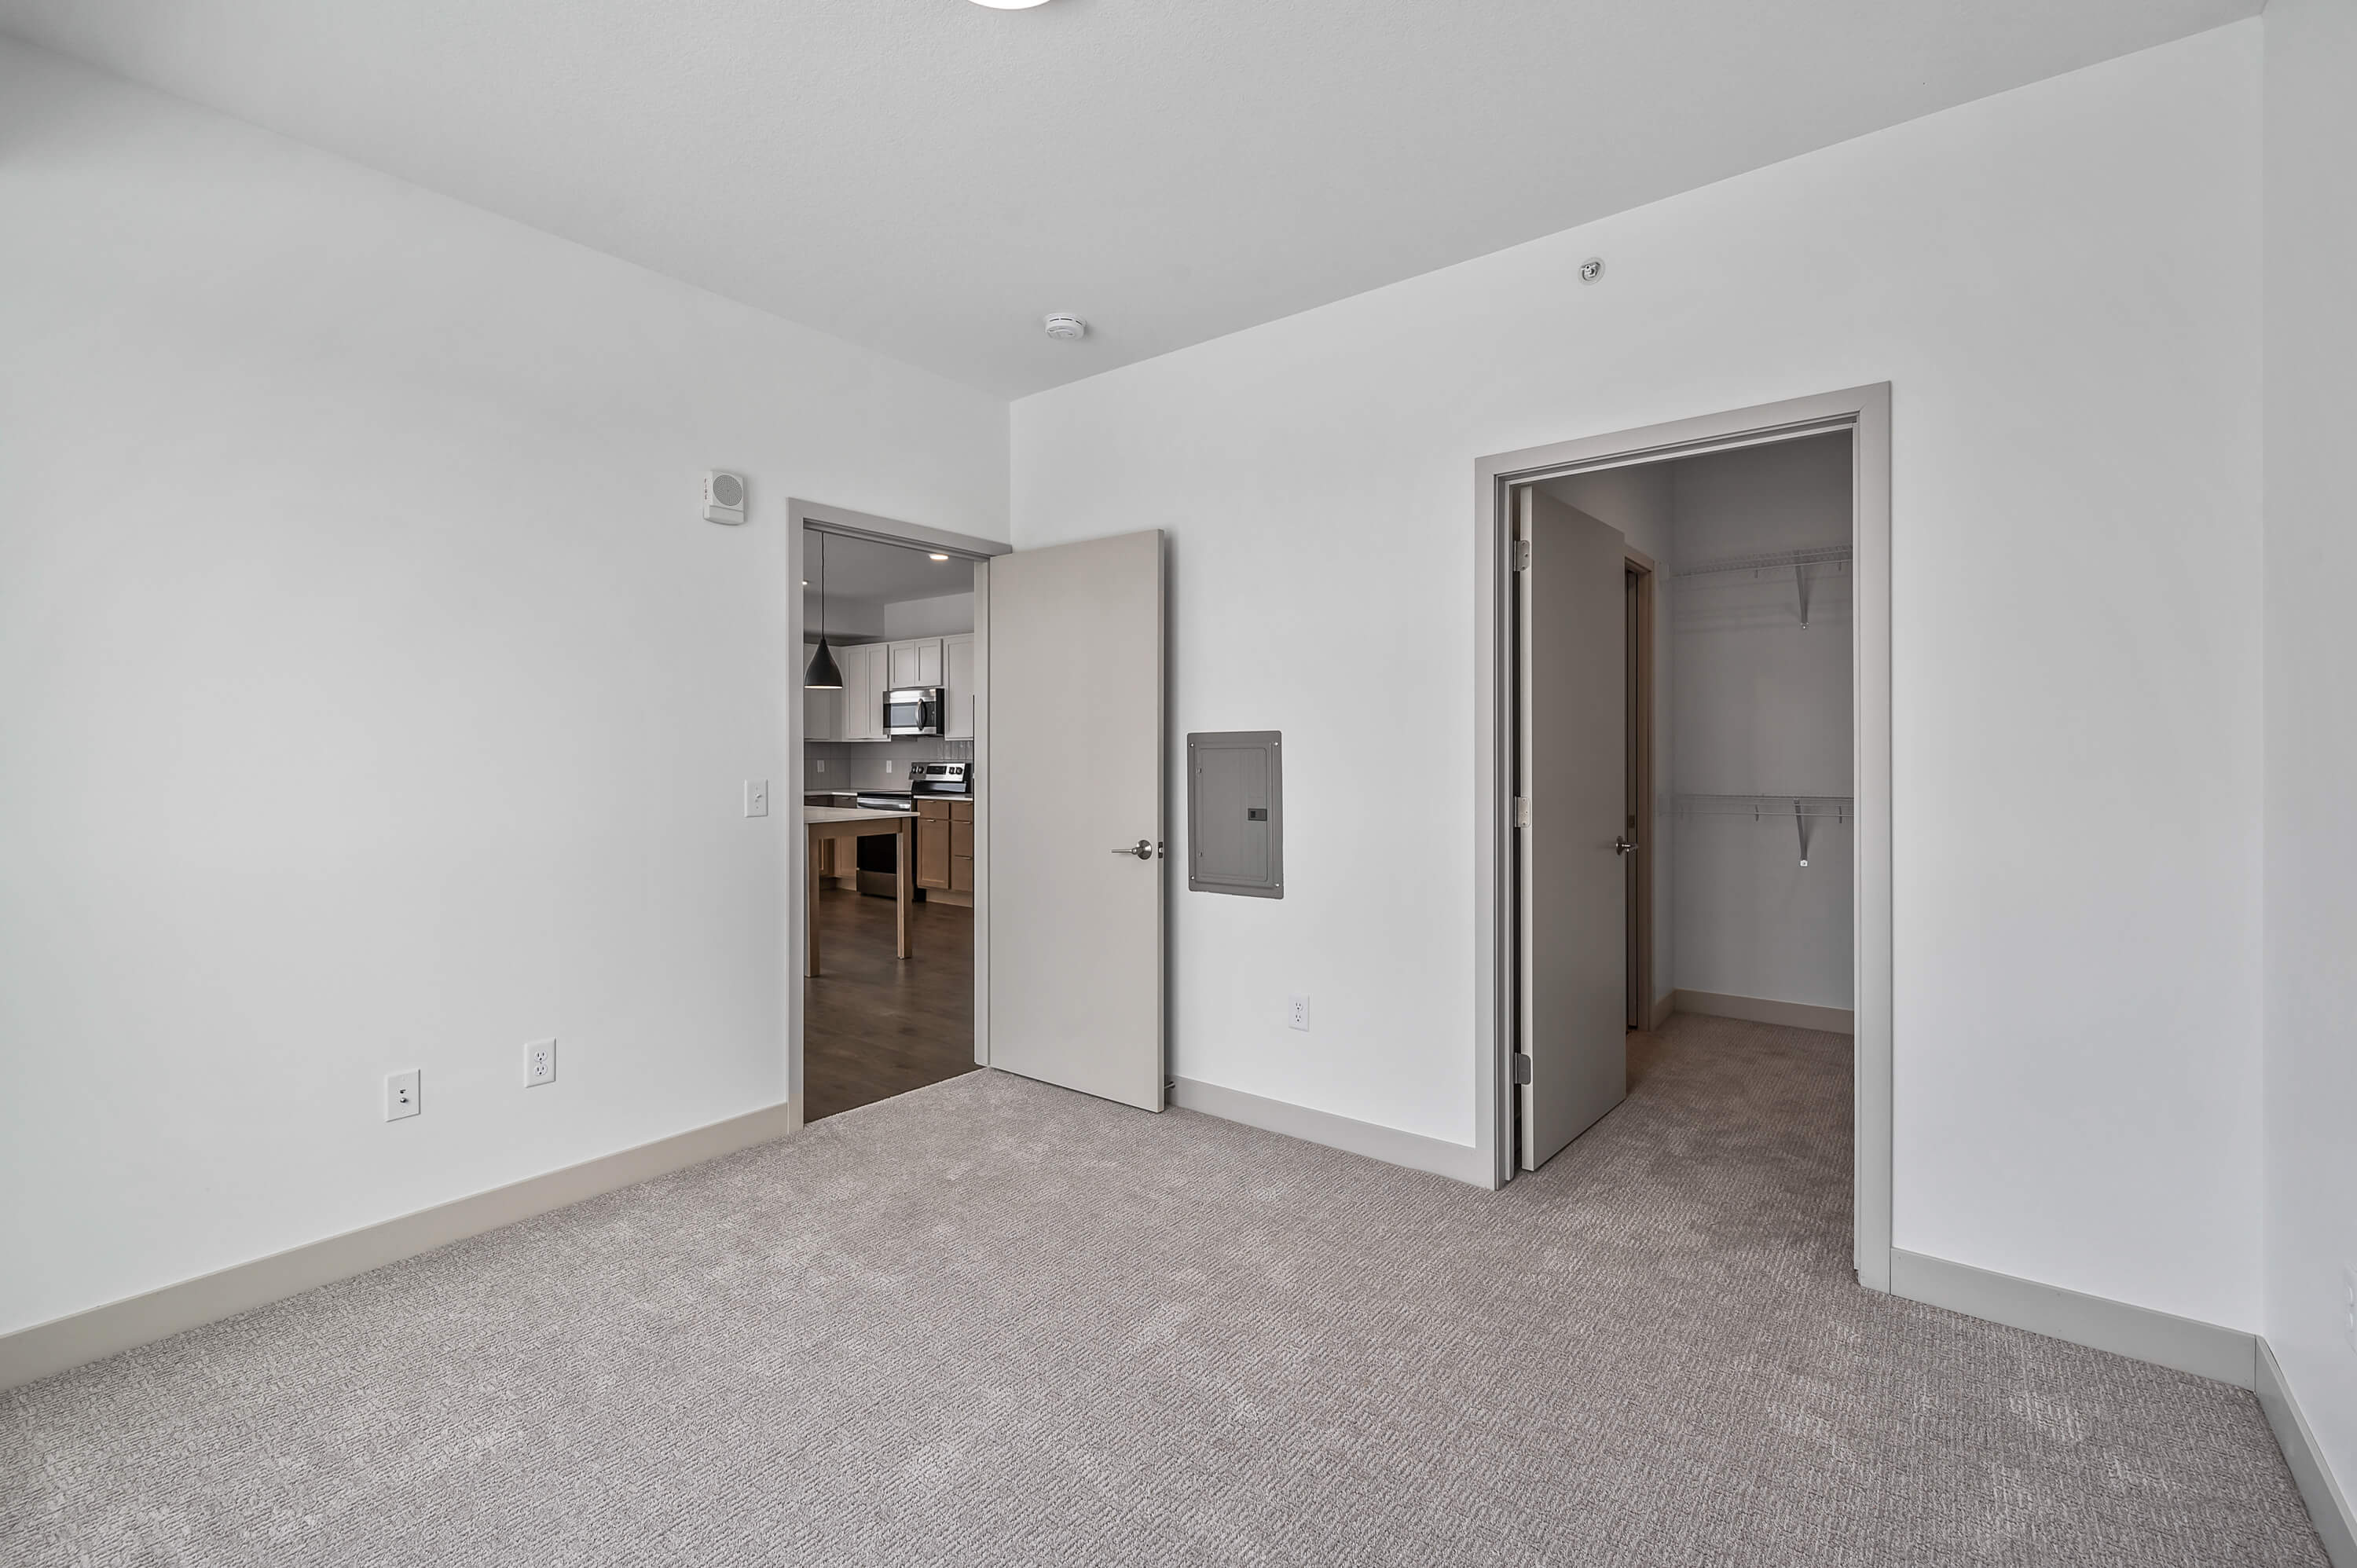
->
[815,760,827,774]
[743,779,769,817]
[384,1069,420,1121]
[524,1038,556,1088]
[1288,994,1310,1031]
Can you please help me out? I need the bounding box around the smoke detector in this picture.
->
[1043,314,1087,341]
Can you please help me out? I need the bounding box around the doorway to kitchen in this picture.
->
[794,506,994,1123]
[1476,386,1893,1290]
[788,503,1170,1133]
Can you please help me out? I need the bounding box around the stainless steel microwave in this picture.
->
[883,686,944,737]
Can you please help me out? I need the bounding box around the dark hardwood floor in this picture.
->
[805,887,977,1123]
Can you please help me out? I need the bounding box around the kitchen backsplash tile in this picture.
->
[806,737,974,793]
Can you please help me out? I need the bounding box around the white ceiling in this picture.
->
[1,0,2254,398]
[805,529,973,605]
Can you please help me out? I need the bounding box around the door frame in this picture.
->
[1472,384,1894,1291]
[1623,544,1658,1033]
[785,498,1011,1129]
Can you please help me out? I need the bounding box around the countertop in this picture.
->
[804,807,915,825]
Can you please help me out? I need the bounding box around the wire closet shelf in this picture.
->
[1673,793,1855,866]
[1671,544,1853,628]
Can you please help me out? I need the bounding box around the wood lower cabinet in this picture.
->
[916,800,953,890]
[949,800,974,895]
[916,797,975,903]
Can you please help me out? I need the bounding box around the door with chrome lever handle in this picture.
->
[1111,840,1160,860]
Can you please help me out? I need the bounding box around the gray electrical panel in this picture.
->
[1186,731,1283,898]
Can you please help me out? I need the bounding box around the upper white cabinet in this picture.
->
[837,642,888,741]
[886,637,944,689]
[943,634,976,740]
[802,661,841,742]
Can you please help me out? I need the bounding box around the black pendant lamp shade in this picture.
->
[804,636,842,690]
[805,532,843,689]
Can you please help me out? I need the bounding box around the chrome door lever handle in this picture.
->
[1614,837,1639,855]
[1112,840,1153,860]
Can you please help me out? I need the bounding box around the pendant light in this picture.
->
[804,532,843,689]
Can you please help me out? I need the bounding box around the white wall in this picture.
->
[2261,0,2357,1506]
[0,41,1007,1335]
[1539,467,1675,1015]
[1667,438,1853,1010]
[1012,26,2263,1327]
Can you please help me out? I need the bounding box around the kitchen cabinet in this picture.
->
[802,674,841,741]
[950,800,974,896]
[943,633,976,740]
[916,800,953,889]
[918,797,976,903]
[837,643,888,741]
[886,637,944,689]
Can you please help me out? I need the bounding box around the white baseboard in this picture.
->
[1171,1076,1490,1188]
[1890,1247,2256,1388]
[2257,1339,2357,1568]
[1673,987,1854,1035]
[0,1097,801,1393]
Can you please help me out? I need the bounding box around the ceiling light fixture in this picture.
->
[929,553,950,562]
[804,534,842,690]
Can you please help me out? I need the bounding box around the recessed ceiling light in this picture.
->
[929,553,950,562]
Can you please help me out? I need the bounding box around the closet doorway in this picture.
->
[1474,386,1894,1291]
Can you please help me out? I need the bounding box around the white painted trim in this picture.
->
[0,1098,799,1393]
[1171,1077,1489,1188]
[2258,1339,2357,1568]
[1672,988,1855,1035]
[1890,1247,2256,1389]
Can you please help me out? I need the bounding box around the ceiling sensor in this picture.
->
[1043,314,1087,341]
[1579,257,1605,284]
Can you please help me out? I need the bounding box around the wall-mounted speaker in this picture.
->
[704,470,747,525]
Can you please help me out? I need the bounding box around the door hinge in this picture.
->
[1513,1053,1534,1086]
[1513,796,1530,828]
[1512,539,1531,571]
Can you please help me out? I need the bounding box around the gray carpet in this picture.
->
[1,1017,2326,1566]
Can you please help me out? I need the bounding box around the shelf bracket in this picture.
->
[1794,799,1816,866]
[1794,562,1812,629]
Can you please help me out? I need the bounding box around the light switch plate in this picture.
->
[385,1069,420,1121]
[743,779,769,817]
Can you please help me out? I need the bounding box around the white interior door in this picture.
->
[1519,489,1628,1169]
[986,529,1164,1111]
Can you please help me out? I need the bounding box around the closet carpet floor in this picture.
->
[2,1017,2327,1566]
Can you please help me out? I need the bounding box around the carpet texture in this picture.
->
[2,1017,2327,1566]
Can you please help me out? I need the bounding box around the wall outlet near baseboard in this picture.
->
[384,1069,420,1121]
[1288,994,1310,1031]
[524,1039,556,1088]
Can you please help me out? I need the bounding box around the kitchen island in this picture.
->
[805,807,912,976]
